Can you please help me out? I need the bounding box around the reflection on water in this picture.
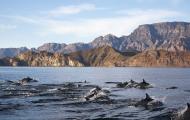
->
[0,67,190,120]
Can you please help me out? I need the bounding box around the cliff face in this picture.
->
[0,46,136,67]
[120,22,190,52]
[69,46,134,67]
[1,46,190,67]
[37,43,67,53]
[125,50,190,67]
[13,51,84,67]
[37,43,91,54]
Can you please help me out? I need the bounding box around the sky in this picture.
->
[0,0,190,48]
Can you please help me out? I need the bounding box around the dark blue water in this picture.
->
[0,67,190,120]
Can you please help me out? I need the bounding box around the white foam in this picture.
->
[178,106,187,117]
[47,88,58,92]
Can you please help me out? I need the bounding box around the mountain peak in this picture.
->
[1,21,190,58]
[104,34,117,39]
[120,21,190,51]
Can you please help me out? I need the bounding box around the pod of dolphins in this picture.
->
[3,76,38,85]
[84,79,190,120]
[2,77,190,120]
[116,79,153,89]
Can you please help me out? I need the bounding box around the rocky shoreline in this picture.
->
[1,46,190,67]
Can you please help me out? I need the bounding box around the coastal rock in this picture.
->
[15,51,84,67]
[125,50,190,67]
[2,46,190,67]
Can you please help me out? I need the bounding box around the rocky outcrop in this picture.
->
[1,46,190,67]
[69,46,134,67]
[13,51,84,67]
[62,43,91,53]
[90,34,123,50]
[125,50,190,67]
[37,43,67,53]
[120,22,190,52]
[0,46,137,67]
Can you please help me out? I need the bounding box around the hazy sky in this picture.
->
[0,0,189,48]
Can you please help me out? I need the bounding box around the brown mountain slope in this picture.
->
[1,46,190,67]
[69,46,137,67]
[125,50,190,67]
[12,51,84,67]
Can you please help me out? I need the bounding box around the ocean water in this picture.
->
[0,67,190,120]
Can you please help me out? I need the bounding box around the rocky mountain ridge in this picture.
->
[1,46,190,67]
[1,22,190,58]
[37,22,190,52]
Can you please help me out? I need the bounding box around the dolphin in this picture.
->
[175,103,190,120]
[116,81,128,88]
[18,77,38,85]
[135,93,153,106]
[135,93,163,109]
[3,80,22,86]
[125,79,139,88]
[135,79,152,89]
[84,86,109,101]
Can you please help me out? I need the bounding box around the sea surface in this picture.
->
[0,67,190,120]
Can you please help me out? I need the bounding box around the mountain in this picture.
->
[90,34,123,50]
[1,46,136,67]
[69,46,136,66]
[0,47,29,58]
[9,51,84,67]
[5,51,83,67]
[37,43,67,53]
[1,46,190,67]
[37,43,91,54]
[36,22,190,53]
[119,22,190,51]
[125,50,190,67]
[1,22,190,58]
[62,43,91,53]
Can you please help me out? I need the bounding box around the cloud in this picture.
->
[48,3,96,16]
[43,9,182,37]
[0,24,17,31]
[0,8,183,42]
[0,15,38,24]
[116,9,181,17]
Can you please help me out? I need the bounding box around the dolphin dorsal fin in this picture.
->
[143,79,146,83]
[145,93,152,100]
[187,103,190,108]
[130,79,135,83]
